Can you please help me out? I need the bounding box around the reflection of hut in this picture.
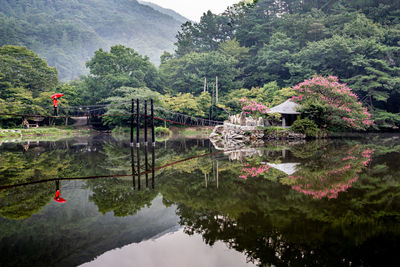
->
[267,99,301,127]
[267,163,299,175]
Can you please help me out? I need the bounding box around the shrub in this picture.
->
[290,118,320,137]
[155,127,171,136]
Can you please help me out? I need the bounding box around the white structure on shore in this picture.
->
[267,99,301,127]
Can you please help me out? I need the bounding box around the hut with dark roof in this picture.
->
[267,99,301,127]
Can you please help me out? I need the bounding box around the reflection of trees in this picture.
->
[234,142,376,199]
[0,184,53,220]
[159,139,400,266]
[87,178,158,217]
[90,140,218,217]
[289,145,374,199]
[0,147,83,219]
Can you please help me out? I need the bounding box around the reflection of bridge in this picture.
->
[0,145,226,191]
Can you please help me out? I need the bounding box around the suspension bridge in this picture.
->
[0,99,224,143]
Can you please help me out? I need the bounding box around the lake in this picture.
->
[0,134,399,266]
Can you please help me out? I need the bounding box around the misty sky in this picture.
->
[144,0,241,21]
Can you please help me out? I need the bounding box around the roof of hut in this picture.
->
[267,99,301,114]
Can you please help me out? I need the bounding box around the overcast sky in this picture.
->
[144,0,242,21]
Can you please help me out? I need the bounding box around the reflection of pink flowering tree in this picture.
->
[291,76,373,130]
[239,97,269,117]
[239,164,271,180]
[290,146,374,199]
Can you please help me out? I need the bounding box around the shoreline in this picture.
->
[0,127,91,140]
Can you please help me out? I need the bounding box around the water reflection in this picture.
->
[230,143,375,199]
[0,135,399,266]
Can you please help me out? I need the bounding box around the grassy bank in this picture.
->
[0,127,90,139]
[171,127,213,139]
[112,126,213,139]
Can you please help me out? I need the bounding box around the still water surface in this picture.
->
[0,134,399,266]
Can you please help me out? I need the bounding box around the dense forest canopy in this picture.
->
[162,0,400,126]
[0,0,186,80]
[1,0,400,130]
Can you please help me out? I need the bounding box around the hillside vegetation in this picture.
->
[161,0,400,128]
[0,0,186,80]
[1,0,400,131]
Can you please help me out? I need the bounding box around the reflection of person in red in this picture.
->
[54,180,66,203]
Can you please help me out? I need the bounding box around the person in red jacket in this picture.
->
[53,97,58,116]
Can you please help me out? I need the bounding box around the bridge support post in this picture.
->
[131,146,135,189]
[136,99,140,148]
[151,144,155,189]
[151,99,155,147]
[144,100,148,146]
[145,145,149,187]
[130,99,134,146]
[137,144,141,190]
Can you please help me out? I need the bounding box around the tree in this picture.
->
[162,91,211,117]
[291,75,372,131]
[159,51,240,96]
[0,45,58,97]
[101,86,163,127]
[84,45,161,104]
[0,45,59,127]
[252,32,298,87]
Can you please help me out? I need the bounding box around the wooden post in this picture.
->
[209,106,212,125]
[151,99,155,147]
[136,99,140,147]
[131,146,135,189]
[144,100,148,146]
[216,161,219,189]
[151,144,155,189]
[216,76,218,104]
[145,145,149,188]
[137,145,141,190]
[130,99,134,145]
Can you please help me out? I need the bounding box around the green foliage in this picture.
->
[264,126,292,137]
[155,127,171,136]
[171,0,400,128]
[222,82,282,114]
[159,51,240,95]
[102,86,163,127]
[290,118,320,137]
[162,91,211,118]
[84,45,161,104]
[0,45,59,127]
[0,45,58,97]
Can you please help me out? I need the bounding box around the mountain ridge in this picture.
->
[138,1,190,24]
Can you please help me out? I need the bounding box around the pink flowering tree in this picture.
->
[239,97,269,117]
[291,75,373,131]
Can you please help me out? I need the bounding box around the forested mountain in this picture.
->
[139,1,189,24]
[0,0,184,80]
